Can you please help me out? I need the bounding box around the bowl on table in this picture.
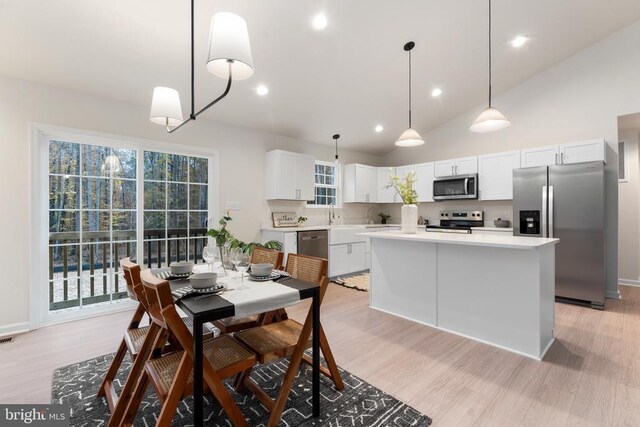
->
[170,261,194,275]
[190,272,218,289]
[250,263,273,277]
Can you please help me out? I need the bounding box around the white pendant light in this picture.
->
[206,12,254,80]
[149,6,253,133]
[395,41,425,147]
[150,87,184,127]
[470,0,511,133]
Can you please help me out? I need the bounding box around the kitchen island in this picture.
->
[360,230,559,360]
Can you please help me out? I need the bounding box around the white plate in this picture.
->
[248,272,280,282]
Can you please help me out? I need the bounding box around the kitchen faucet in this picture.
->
[329,204,336,225]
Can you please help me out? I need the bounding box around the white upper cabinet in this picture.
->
[415,162,435,202]
[520,145,560,168]
[434,160,455,177]
[265,150,315,201]
[520,139,606,168]
[478,150,521,200]
[376,167,396,203]
[455,156,479,175]
[343,164,377,203]
[434,157,478,177]
[560,139,606,165]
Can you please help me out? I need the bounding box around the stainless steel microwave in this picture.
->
[433,173,478,200]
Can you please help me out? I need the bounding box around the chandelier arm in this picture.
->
[167,61,233,133]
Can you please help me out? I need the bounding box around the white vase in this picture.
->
[401,204,418,234]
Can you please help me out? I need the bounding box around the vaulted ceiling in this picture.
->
[2,0,640,154]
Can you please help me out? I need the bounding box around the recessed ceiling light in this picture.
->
[312,13,328,31]
[375,125,384,133]
[510,35,529,48]
[256,85,269,96]
[431,88,442,97]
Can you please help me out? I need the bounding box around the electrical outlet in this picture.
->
[226,201,241,211]
[504,210,511,220]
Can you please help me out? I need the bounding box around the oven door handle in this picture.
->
[464,178,469,195]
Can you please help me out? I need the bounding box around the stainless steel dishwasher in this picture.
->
[297,230,329,260]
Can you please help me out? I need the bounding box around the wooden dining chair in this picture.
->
[213,246,285,333]
[120,269,256,427]
[99,258,214,417]
[233,253,344,426]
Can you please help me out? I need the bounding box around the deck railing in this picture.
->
[48,228,208,311]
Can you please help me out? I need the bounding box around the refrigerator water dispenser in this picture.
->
[519,210,540,235]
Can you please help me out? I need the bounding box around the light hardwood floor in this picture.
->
[1,284,639,427]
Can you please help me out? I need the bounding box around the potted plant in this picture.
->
[378,212,391,224]
[297,216,308,227]
[386,172,419,233]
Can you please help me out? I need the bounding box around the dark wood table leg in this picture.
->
[312,288,320,418]
[193,318,204,427]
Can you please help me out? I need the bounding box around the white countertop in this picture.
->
[261,224,401,232]
[471,226,513,232]
[360,230,558,250]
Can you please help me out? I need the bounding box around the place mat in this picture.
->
[220,281,300,318]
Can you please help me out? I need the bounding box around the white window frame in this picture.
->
[307,160,340,208]
[29,123,219,329]
[618,140,628,183]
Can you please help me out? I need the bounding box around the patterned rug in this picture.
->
[333,273,370,292]
[51,352,431,426]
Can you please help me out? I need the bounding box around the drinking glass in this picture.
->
[235,252,251,290]
[202,246,216,271]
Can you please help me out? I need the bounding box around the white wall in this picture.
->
[381,20,640,297]
[0,75,382,332]
[617,129,640,282]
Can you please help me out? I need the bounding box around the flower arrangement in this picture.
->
[208,211,282,253]
[386,172,419,205]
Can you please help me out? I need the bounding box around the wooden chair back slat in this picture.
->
[251,247,284,269]
[139,269,174,330]
[285,253,328,286]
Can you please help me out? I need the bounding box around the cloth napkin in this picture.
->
[219,280,300,318]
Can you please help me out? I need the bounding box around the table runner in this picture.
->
[218,280,300,317]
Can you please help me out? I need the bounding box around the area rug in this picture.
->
[333,273,370,292]
[51,352,431,426]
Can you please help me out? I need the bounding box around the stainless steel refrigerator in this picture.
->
[513,161,606,308]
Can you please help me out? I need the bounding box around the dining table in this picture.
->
[166,265,321,427]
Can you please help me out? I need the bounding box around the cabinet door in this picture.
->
[376,167,395,203]
[355,165,377,203]
[348,242,367,273]
[329,244,349,277]
[455,156,478,175]
[434,160,455,177]
[560,139,606,165]
[478,150,521,200]
[276,151,298,199]
[283,232,298,266]
[521,145,559,168]
[415,162,434,202]
[296,154,316,201]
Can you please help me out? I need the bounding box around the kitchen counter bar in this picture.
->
[364,231,559,360]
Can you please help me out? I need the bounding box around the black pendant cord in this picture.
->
[408,48,412,128]
[488,0,492,108]
[333,134,340,160]
[167,0,234,133]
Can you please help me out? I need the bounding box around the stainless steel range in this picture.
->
[425,210,484,234]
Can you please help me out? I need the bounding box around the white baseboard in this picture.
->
[619,278,640,287]
[0,321,30,338]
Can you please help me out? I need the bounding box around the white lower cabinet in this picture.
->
[329,242,366,277]
[261,230,297,266]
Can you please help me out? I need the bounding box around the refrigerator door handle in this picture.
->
[548,185,554,238]
[542,186,548,238]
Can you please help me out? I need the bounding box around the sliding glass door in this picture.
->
[42,130,215,321]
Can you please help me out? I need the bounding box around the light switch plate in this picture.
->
[226,201,241,211]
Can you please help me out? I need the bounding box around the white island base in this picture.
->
[364,231,558,360]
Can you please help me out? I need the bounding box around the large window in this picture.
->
[307,161,338,207]
[43,130,215,319]
[143,151,210,268]
[48,140,137,311]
